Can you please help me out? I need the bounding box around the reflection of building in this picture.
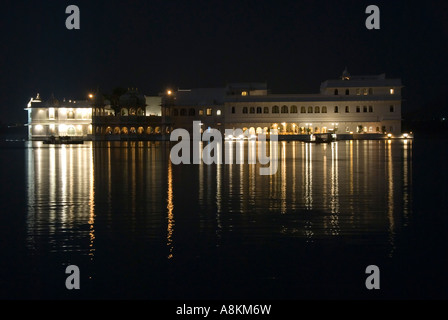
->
[25,94,92,140]
[163,70,403,136]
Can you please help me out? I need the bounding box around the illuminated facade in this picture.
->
[164,70,404,137]
[25,94,92,140]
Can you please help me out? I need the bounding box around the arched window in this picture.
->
[308,106,313,113]
[322,106,327,113]
[146,126,153,134]
[290,105,298,113]
[376,127,380,132]
[180,108,187,116]
[272,106,279,113]
[67,126,75,135]
[189,108,195,116]
[105,127,112,134]
[137,127,144,134]
[250,107,255,114]
[121,127,128,134]
[172,108,179,116]
[334,89,338,95]
[345,106,350,113]
[137,108,144,116]
[67,110,75,119]
[130,127,136,134]
[113,127,120,134]
[263,107,269,114]
[243,107,248,114]
[334,106,339,113]
[257,107,262,114]
[281,105,288,113]
[315,106,320,113]
[301,106,306,113]
[129,108,136,116]
[345,89,349,95]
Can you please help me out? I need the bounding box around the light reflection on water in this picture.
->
[24,139,413,296]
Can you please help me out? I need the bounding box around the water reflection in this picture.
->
[25,140,413,263]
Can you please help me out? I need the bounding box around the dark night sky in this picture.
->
[1,0,448,123]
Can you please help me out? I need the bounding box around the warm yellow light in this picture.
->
[390,88,395,95]
[241,91,247,96]
[35,124,43,131]
[88,93,94,99]
[217,110,221,116]
[167,90,172,95]
[282,122,286,126]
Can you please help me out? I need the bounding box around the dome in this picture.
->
[119,88,146,108]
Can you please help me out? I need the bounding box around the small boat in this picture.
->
[309,133,337,143]
[43,136,84,144]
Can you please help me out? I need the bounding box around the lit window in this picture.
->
[48,108,55,120]
[356,88,360,95]
[217,110,221,116]
[363,88,367,95]
[206,108,212,116]
[199,109,204,116]
[390,88,395,95]
[241,91,247,96]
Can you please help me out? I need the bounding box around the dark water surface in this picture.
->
[1,138,447,299]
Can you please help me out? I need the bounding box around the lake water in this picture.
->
[1,138,447,299]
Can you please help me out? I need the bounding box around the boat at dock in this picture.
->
[43,136,84,145]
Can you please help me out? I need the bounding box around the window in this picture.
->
[346,126,350,132]
[369,127,373,132]
[199,109,204,116]
[189,108,195,116]
[356,88,360,95]
[363,88,368,95]
[345,106,349,113]
[272,106,279,113]
[67,110,75,119]
[250,107,255,114]
[390,88,395,95]
[48,108,55,120]
[243,107,248,114]
[242,91,247,96]
[368,88,373,95]
[334,106,339,113]
[356,106,360,113]
[345,89,349,95]
[264,107,269,114]
[376,127,380,132]
[291,106,298,113]
[363,106,367,113]
[322,106,327,113]
[390,105,395,112]
[206,108,212,116]
[217,110,221,116]
[281,105,288,113]
[369,106,373,112]
[173,108,178,116]
[315,106,320,113]
[301,106,306,113]
[180,108,187,116]
[308,106,313,113]
[257,107,262,114]
[334,89,338,95]
[231,107,235,114]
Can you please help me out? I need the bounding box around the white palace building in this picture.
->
[26,70,404,140]
[165,69,404,138]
